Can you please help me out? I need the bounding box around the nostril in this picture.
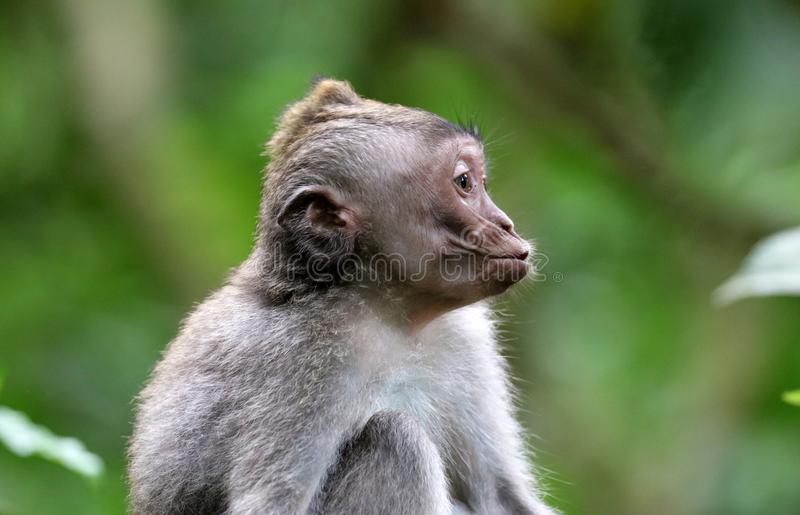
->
[517,249,529,261]
[498,219,514,234]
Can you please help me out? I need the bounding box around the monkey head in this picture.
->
[257,79,531,325]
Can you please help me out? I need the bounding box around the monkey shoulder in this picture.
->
[131,285,368,481]
[144,284,369,425]
[164,285,355,367]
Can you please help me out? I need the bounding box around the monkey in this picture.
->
[128,78,557,515]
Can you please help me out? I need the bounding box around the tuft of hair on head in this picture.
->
[267,78,361,158]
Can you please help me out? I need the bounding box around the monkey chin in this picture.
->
[483,257,530,293]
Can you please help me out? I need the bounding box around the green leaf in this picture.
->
[714,227,800,305]
[0,406,104,479]
[783,390,800,407]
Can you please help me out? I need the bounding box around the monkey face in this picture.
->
[365,134,532,312]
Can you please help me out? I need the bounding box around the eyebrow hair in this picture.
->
[456,123,482,141]
[429,115,483,143]
[454,113,483,142]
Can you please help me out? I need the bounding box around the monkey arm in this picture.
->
[447,362,559,515]
[316,410,453,515]
[429,308,558,515]
[227,405,463,515]
[225,423,341,514]
[222,372,363,514]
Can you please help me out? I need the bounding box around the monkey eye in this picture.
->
[453,160,475,193]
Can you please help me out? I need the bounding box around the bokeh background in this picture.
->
[2,0,800,514]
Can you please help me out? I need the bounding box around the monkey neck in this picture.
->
[363,288,471,335]
[240,241,341,304]
[403,299,469,334]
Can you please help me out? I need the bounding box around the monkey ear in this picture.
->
[277,185,359,234]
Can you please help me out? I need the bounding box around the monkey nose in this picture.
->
[516,249,529,261]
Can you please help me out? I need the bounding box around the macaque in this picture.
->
[129,79,556,515]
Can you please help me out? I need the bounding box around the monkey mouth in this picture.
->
[486,249,529,262]
[485,253,530,282]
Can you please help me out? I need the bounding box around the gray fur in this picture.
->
[128,80,556,515]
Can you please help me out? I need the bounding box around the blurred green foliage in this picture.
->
[0,406,103,480]
[784,391,800,407]
[1,0,799,514]
[716,227,800,304]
